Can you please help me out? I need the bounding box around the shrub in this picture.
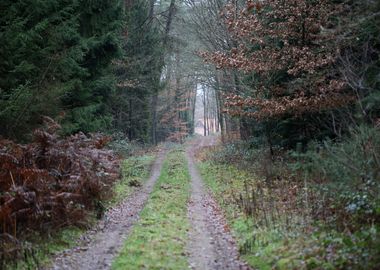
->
[291,125,380,228]
[108,132,145,158]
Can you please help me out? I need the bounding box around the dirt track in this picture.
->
[47,150,166,270]
[186,136,251,270]
[47,136,250,270]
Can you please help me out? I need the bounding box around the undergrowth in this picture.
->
[1,226,84,270]
[108,132,147,158]
[0,117,120,268]
[112,149,190,270]
[198,125,380,269]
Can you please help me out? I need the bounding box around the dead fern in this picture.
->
[0,118,120,265]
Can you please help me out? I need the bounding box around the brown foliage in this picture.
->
[0,118,120,262]
[201,0,354,119]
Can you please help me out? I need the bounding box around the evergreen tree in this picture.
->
[0,0,85,139]
[61,0,124,134]
[111,0,163,143]
[0,0,124,140]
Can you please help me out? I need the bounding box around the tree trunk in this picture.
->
[150,0,176,144]
[149,0,155,19]
[203,85,207,136]
[151,94,158,145]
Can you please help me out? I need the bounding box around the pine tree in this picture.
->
[111,0,164,143]
[61,0,124,134]
[0,0,124,139]
[0,0,85,139]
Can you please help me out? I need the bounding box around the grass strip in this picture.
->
[112,149,190,270]
[108,154,155,207]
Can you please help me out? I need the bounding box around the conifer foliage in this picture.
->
[112,0,164,143]
[0,0,123,139]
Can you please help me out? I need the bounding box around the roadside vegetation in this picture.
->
[0,118,156,269]
[112,149,190,270]
[1,226,83,270]
[198,126,380,270]
[109,154,156,207]
[0,119,119,268]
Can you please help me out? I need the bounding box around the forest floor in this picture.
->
[44,136,250,270]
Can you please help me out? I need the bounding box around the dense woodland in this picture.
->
[1,0,380,269]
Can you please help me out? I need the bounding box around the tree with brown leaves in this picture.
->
[202,0,353,120]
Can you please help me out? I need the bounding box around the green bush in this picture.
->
[108,132,145,157]
[290,125,380,226]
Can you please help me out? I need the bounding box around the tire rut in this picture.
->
[186,137,251,270]
[47,150,167,270]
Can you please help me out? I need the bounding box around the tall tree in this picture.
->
[111,0,164,142]
[203,0,351,119]
[61,0,124,134]
[0,0,84,139]
[0,0,124,140]
[199,0,359,148]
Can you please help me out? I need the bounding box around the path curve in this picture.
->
[48,150,167,270]
[186,136,251,270]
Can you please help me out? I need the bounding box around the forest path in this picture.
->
[47,150,167,270]
[186,136,251,270]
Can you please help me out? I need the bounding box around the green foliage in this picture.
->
[0,0,83,139]
[61,104,114,135]
[0,0,123,140]
[111,1,164,143]
[61,0,124,135]
[271,227,380,270]
[199,156,380,270]
[345,0,380,122]
[108,132,147,157]
[112,150,190,270]
[292,126,380,181]
[3,227,84,270]
[291,125,380,224]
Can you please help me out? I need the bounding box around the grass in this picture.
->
[198,161,276,269]
[3,226,84,270]
[198,161,313,269]
[198,160,380,270]
[112,149,191,270]
[108,154,155,207]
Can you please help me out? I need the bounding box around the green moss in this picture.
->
[112,150,190,270]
